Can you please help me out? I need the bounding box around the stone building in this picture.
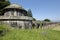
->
[0,4,33,29]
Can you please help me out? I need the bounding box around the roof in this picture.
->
[2,4,27,14]
[5,4,24,9]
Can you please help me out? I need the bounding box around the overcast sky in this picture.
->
[10,0,60,21]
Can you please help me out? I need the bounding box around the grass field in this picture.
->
[52,25,60,31]
[0,28,60,40]
[0,24,60,40]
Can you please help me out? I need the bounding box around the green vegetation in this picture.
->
[52,25,60,31]
[0,25,60,40]
[0,0,10,15]
[0,24,13,36]
[0,24,11,30]
[27,9,33,17]
[33,18,36,21]
[43,19,51,22]
[0,0,10,10]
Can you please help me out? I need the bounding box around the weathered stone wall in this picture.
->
[4,11,24,16]
[0,20,32,29]
[0,4,33,29]
[32,21,40,29]
[0,16,33,20]
[41,22,60,29]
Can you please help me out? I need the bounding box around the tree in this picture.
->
[43,19,51,22]
[33,18,36,21]
[27,9,33,17]
[0,0,10,15]
[0,0,6,2]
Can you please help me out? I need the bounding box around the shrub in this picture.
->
[0,24,11,36]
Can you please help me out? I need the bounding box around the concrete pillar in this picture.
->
[21,21,25,29]
[14,11,17,16]
[29,22,32,29]
[18,12,22,16]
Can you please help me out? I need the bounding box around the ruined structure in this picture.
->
[0,4,33,29]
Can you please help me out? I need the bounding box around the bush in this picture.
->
[43,19,51,22]
[0,24,11,36]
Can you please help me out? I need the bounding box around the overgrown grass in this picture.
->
[0,24,60,40]
[0,28,60,40]
[0,24,13,37]
[52,25,60,31]
[0,24,13,30]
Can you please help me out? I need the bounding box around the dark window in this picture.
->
[25,22,29,29]
[18,12,22,16]
[11,11,14,16]
[10,22,17,27]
